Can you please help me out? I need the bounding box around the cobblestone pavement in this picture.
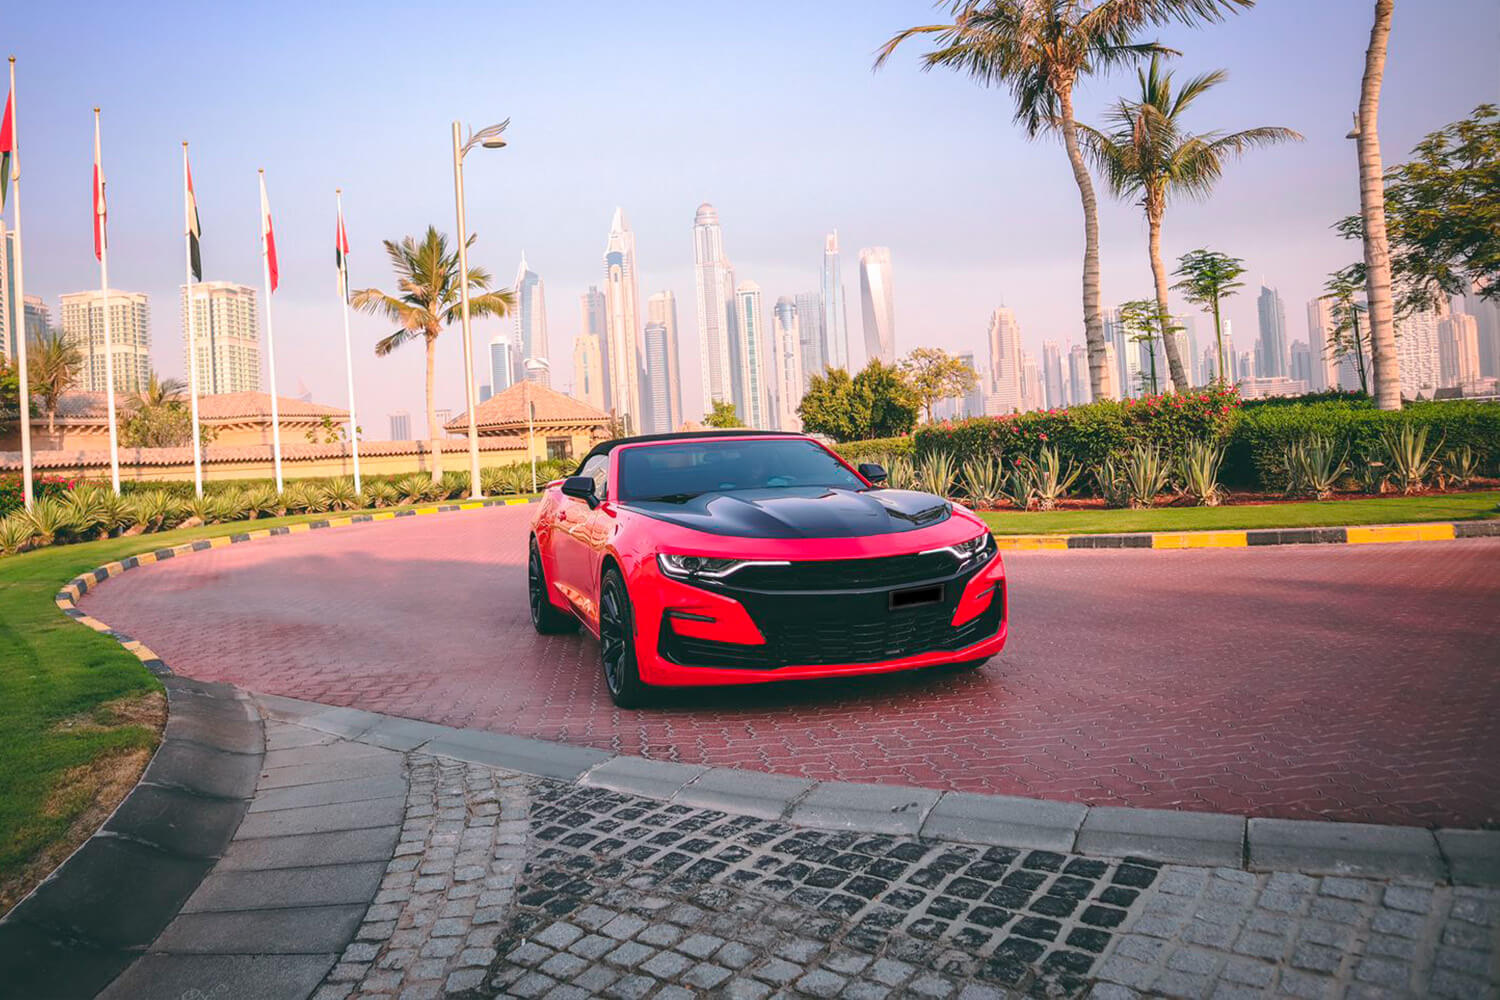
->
[81,505,1500,826]
[305,738,1499,1000]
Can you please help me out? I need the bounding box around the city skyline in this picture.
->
[2,1,1495,426]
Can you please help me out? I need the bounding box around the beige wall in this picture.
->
[14,447,528,484]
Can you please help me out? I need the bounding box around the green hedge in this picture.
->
[833,436,915,462]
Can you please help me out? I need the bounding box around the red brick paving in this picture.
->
[80,505,1500,827]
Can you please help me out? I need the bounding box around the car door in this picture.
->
[552,454,608,618]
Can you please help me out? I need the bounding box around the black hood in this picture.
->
[622,487,951,539]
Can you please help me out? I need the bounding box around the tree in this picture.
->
[876,0,1254,401]
[0,356,19,433]
[27,329,83,435]
[798,368,861,441]
[352,227,514,480]
[704,399,743,428]
[1321,266,1370,395]
[1084,55,1299,390]
[901,347,979,422]
[1172,248,1246,383]
[121,372,191,448]
[1116,299,1176,394]
[854,360,921,439]
[1355,0,1399,410]
[1336,105,1499,316]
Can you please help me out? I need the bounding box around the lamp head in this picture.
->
[481,136,508,149]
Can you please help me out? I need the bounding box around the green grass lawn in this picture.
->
[978,490,1500,535]
[0,501,528,911]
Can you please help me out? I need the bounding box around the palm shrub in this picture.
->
[917,451,958,498]
[1176,439,1226,506]
[212,489,251,523]
[321,476,362,512]
[962,458,1006,509]
[97,490,135,535]
[479,467,507,496]
[394,474,431,505]
[440,470,469,500]
[278,483,316,514]
[0,514,34,556]
[1030,445,1081,510]
[185,493,220,525]
[1284,435,1349,500]
[1381,423,1443,494]
[62,486,111,540]
[362,480,397,508]
[499,466,532,495]
[1439,445,1480,489]
[25,497,75,546]
[131,490,182,532]
[244,483,284,519]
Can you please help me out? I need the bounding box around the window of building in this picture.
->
[546,437,572,462]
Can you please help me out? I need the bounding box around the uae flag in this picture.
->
[259,174,278,292]
[185,153,202,280]
[0,87,13,212]
[335,206,350,301]
[93,137,107,260]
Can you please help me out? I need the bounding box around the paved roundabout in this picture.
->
[79,503,1500,829]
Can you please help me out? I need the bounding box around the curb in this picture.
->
[990,518,1500,551]
[42,501,1500,892]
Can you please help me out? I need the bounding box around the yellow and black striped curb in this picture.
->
[991,519,1500,551]
[53,496,541,676]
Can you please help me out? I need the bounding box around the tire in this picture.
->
[529,539,579,635]
[598,567,650,709]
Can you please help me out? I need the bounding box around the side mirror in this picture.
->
[858,462,888,486]
[561,476,600,508]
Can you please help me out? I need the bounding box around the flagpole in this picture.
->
[336,189,361,492]
[94,108,120,494]
[258,169,283,492]
[7,58,34,509]
[182,143,203,498]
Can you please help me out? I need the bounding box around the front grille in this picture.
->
[726,550,960,591]
[659,576,1004,671]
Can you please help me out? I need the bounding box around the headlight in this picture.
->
[952,532,996,563]
[658,554,749,579]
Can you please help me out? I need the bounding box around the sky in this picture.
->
[6,0,1497,433]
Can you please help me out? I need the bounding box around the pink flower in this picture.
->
[1039,432,1049,441]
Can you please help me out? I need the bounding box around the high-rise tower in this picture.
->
[858,247,895,365]
[734,281,769,429]
[772,296,804,431]
[61,289,152,394]
[1256,285,1289,379]
[794,290,824,386]
[580,285,609,409]
[646,290,682,432]
[603,208,643,433]
[513,252,549,385]
[985,307,1023,415]
[181,280,261,395]
[693,204,736,409]
[822,232,848,371]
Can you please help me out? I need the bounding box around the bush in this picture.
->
[834,437,915,462]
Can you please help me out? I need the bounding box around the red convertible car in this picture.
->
[528,431,1008,707]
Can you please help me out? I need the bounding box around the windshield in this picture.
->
[617,438,867,502]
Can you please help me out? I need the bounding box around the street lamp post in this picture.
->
[451,117,509,500]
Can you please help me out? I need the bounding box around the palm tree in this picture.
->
[121,372,191,448]
[1356,0,1400,410]
[1083,56,1299,390]
[1172,248,1245,384]
[352,226,513,480]
[132,372,187,409]
[876,0,1255,401]
[27,329,83,435]
[1322,266,1370,395]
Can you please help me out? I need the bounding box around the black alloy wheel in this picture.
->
[599,567,649,708]
[529,539,578,634]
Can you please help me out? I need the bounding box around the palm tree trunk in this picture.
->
[1059,88,1108,401]
[1352,310,1369,394]
[1212,296,1226,383]
[1148,209,1189,391]
[425,333,442,482]
[1359,0,1400,410]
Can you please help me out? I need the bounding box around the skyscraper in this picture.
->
[1068,344,1089,407]
[1438,313,1481,389]
[1020,352,1044,413]
[642,321,672,434]
[858,247,895,364]
[1289,340,1312,388]
[1256,285,1289,379]
[794,290,824,386]
[512,252,549,385]
[60,289,152,394]
[181,280,261,395]
[572,334,605,411]
[1041,340,1065,409]
[1304,296,1341,392]
[580,286,609,409]
[734,281,769,429]
[489,335,515,396]
[959,351,985,417]
[1458,289,1500,378]
[1397,308,1439,397]
[647,291,682,433]
[822,231,849,371]
[693,203,735,408]
[772,296,804,431]
[0,227,17,360]
[985,307,1023,415]
[603,208,643,433]
[1105,307,1140,397]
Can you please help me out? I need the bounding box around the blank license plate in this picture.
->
[890,584,943,609]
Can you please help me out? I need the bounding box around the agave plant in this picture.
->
[62,486,111,540]
[278,483,316,514]
[184,493,220,525]
[1381,423,1443,495]
[0,514,35,556]
[999,463,1037,510]
[1106,443,1171,509]
[1030,446,1081,511]
[244,483,284,519]
[1175,439,1226,506]
[1438,445,1480,489]
[1094,458,1131,509]
[916,451,959,499]
[962,458,1006,509]
[394,474,431,505]
[362,480,398,508]
[479,467,507,496]
[22,498,74,546]
[212,489,252,523]
[131,490,182,532]
[884,455,917,491]
[440,470,469,500]
[1285,435,1349,500]
[96,489,135,535]
[321,476,362,512]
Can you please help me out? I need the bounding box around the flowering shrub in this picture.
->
[0,475,78,517]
